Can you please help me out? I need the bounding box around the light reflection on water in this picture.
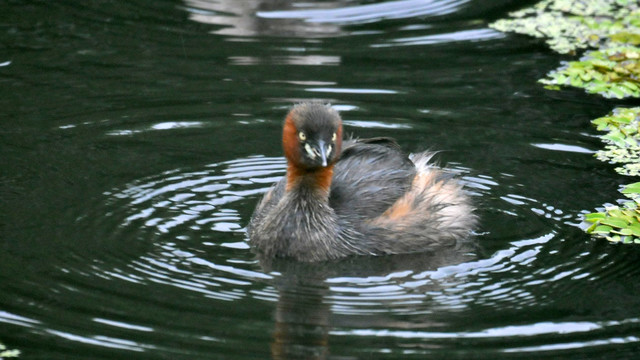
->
[7,141,639,357]
[256,0,470,24]
[88,153,611,322]
[372,28,505,47]
[3,0,640,358]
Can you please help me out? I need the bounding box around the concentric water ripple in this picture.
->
[5,0,640,358]
[82,153,640,317]
[5,153,640,357]
[85,156,287,298]
[84,154,638,321]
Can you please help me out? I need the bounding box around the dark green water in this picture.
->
[2,0,640,358]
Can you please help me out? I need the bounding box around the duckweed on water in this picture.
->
[490,0,640,54]
[592,107,640,176]
[585,182,640,243]
[0,343,20,358]
[490,0,640,98]
[540,46,640,98]
[492,1,640,244]
[585,108,640,243]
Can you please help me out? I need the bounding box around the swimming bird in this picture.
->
[248,102,475,262]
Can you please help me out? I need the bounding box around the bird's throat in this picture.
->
[286,164,334,194]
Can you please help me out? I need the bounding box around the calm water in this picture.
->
[2,0,640,359]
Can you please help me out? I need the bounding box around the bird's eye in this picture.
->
[331,132,337,142]
[298,132,306,141]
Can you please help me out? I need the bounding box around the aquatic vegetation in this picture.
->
[491,0,640,98]
[0,342,20,358]
[586,107,640,242]
[492,1,640,244]
[490,9,592,54]
[585,108,640,243]
[540,46,640,98]
[592,107,640,175]
[585,182,640,243]
[490,0,640,55]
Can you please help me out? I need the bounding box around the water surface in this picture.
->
[2,0,640,359]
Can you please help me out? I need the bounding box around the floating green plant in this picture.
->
[490,0,640,98]
[492,0,640,244]
[585,182,640,243]
[490,0,640,54]
[585,108,640,244]
[592,107,640,175]
[0,342,20,358]
[491,10,596,54]
[540,46,640,98]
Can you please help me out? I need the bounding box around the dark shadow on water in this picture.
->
[258,243,478,359]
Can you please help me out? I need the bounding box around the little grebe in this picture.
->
[248,103,476,262]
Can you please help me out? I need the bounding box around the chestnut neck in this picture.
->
[285,163,334,196]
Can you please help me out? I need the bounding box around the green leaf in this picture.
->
[622,182,640,194]
[592,225,613,234]
[585,212,607,222]
[610,85,628,98]
[629,224,640,237]
[607,234,622,242]
[601,217,629,228]
[603,133,628,147]
[612,228,634,236]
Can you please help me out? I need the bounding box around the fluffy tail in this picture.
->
[365,152,476,253]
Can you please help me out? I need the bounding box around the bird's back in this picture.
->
[330,138,416,223]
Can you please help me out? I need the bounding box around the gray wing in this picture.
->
[329,138,416,222]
